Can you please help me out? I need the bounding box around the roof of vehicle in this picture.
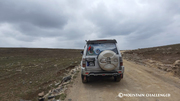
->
[86,39,117,44]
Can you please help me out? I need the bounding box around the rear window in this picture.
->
[86,43,118,56]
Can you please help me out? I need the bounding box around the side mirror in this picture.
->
[81,51,83,55]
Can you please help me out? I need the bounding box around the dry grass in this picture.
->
[123,43,180,64]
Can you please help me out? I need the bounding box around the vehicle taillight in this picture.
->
[118,71,122,73]
[82,58,86,67]
[119,57,123,69]
[120,62,123,66]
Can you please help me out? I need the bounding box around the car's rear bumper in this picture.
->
[81,66,124,76]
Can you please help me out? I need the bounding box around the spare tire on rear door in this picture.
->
[98,50,119,71]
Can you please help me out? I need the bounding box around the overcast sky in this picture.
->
[0,0,179,50]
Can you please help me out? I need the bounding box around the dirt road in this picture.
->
[65,60,180,101]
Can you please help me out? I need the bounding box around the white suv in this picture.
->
[81,39,124,83]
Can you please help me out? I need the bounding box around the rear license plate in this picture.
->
[87,61,95,66]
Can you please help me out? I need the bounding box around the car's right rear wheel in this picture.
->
[114,75,121,82]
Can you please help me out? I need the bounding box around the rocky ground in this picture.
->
[37,65,80,101]
[122,43,180,77]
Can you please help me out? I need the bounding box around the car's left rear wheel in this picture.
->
[81,74,89,83]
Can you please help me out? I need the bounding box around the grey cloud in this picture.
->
[15,23,62,37]
[0,0,68,29]
[0,0,180,49]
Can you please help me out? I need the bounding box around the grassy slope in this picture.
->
[0,48,82,101]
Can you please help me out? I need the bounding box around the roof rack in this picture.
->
[86,39,117,44]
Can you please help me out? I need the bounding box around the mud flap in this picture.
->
[81,75,88,83]
[121,73,123,79]
[84,76,86,81]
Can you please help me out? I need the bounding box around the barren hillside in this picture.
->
[122,44,180,77]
